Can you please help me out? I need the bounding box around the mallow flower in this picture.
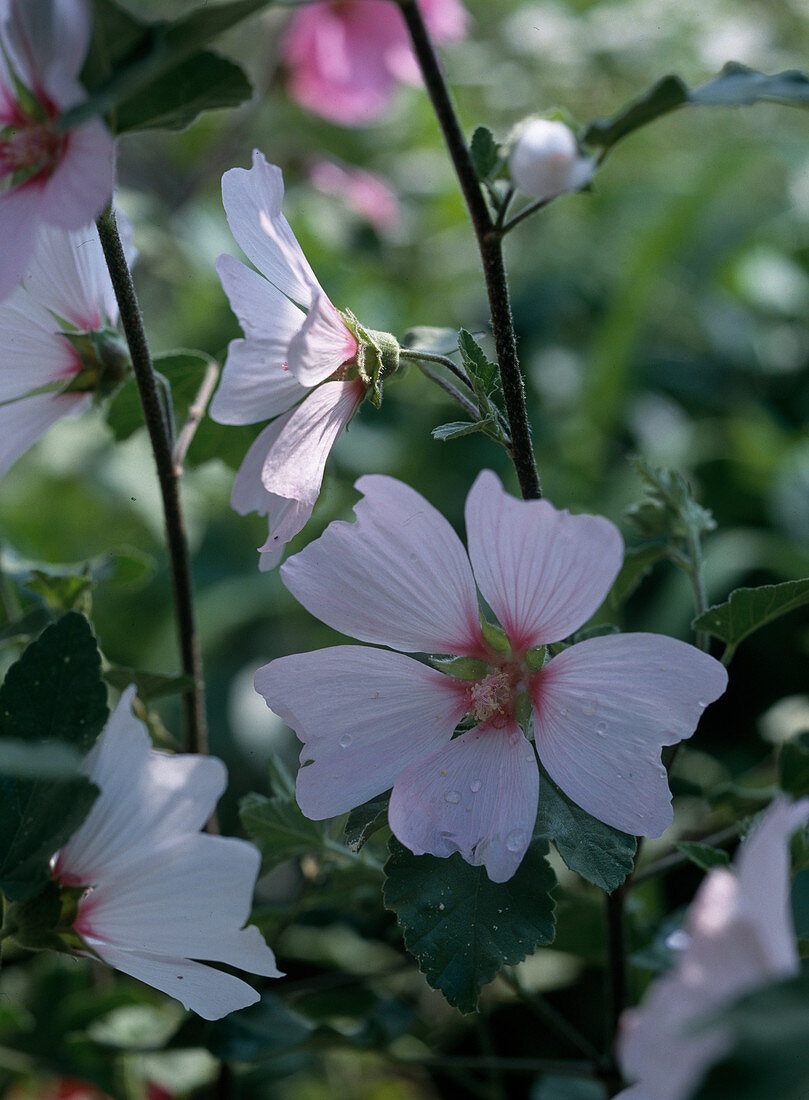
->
[14,687,282,1021]
[616,797,809,1099]
[255,471,727,883]
[0,219,129,478]
[0,0,115,300]
[281,0,467,125]
[212,151,400,570]
[508,118,595,202]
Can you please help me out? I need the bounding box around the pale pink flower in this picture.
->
[0,0,115,300]
[52,687,282,1021]
[281,0,468,125]
[0,219,128,477]
[213,151,371,570]
[509,118,595,202]
[616,797,809,1099]
[255,471,727,883]
[309,160,401,232]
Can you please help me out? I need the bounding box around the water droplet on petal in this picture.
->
[445,790,461,804]
[595,721,607,736]
[697,699,707,709]
[470,780,482,793]
[505,829,526,853]
[339,733,352,748]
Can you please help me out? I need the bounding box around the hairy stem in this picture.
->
[96,206,208,756]
[606,887,628,1045]
[397,0,541,500]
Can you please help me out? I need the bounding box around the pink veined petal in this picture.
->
[215,251,307,347]
[76,835,278,976]
[0,391,87,478]
[388,720,539,883]
[281,474,485,656]
[78,943,263,1021]
[254,645,469,819]
[0,0,90,95]
[54,687,227,885]
[41,117,114,230]
[211,335,308,426]
[532,634,728,837]
[0,177,46,301]
[465,469,624,650]
[22,222,110,330]
[286,287,358,387]
[0,287,80,399]
[733,796,809,972]
[261,378,364,505]
[221,151,320,309]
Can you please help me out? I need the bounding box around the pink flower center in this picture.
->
[1,119,64,181]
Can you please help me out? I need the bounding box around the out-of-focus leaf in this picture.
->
[470,125,500,180]
[791,867,809,939]
[534,777,636,892]
[206,994,315,1062]
[607,543,669,610]
[401,326,460,356]
[628,457,715,541]
[584,64,809,155]
[344,793,390,853]
[693,580,809,662]
[780,732,809,799]
[532,1077,608,1100]
[240,758,326,871]
[0,613,107,901]
[675,841,731,872]
[383,838,556,1013]
[106,351,212,442]
[103,668,196,702]
[25,571,93,614]
[0,740,82,779]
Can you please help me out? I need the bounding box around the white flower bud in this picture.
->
[508,118,594,201]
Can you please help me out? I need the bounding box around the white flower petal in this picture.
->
[0,391,88,478]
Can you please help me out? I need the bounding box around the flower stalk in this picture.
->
[95,205,207,756]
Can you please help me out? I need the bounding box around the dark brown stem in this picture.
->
[96,206,208,756]
[605,888,628,1046]
[397,0,541,500]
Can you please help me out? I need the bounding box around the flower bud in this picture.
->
[508,118,594,201]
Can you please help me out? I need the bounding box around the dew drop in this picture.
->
[438,903,445,911]
[505,829,526,853]
[338,733,353,748]
[595,721,607,736]
[470,780,482,793]
[581,695,597,716]
[697,699,707,709]
[445,790,461,804]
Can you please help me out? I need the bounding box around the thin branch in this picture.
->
[400,346,474,390]
[172,361,220,477]
[503,970,604,1066]
[629,824,739,888]
[96,206,208,758]
[397,0,541,501]
[501,195,552,235]
[413,360,484,421]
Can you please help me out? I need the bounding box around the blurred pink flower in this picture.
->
[255,471,727,882]
[0,0,115,300]
[53,687,282,1021]
[282,0,468,125]
[310,160,401,232]
[616,797,809,1099]
[213,151,368,570]
[0,219,128,478]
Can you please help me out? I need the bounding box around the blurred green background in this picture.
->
[3,0,809,1096]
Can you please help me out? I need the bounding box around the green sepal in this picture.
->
[3,881,86,954]
[514,690,533,736]
[342,309,400,408]
[481,618,511,655]
[525,645,546,672]
[61,330,131,397]
[429,655,489,680]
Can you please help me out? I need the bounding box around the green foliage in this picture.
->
[532,1078,608,1100]
[206,994,315,1062]
[0,614,107,901]
[584,63,809,155]
[791,868,809,939]
[106,351,214,443]
[780,732,809,799]
[240,757,327,872]
[675,841,731,871]
[470,126,501,181]
[693,580,809,662]
[534,776,637,892]
[102,667,197,702]
[430,330,510,447]
[75,0,262,133]
[458,329,499,396]
[627,456,715,541]
[693,969,809,1099]
[383,838,556,1013]
[607,543,669,610]
[344,793,390,853]
[0,740,82,780]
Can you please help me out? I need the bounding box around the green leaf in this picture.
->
[75,0,265,133]
[25,570,93,614]
[383,839,556,1013]
[693,580,809,662]
[206,993,315,1062]
[607,542,669,610]
[675,841,731,872]
[534,777,636,892]
[0,740,82,780]
[106,350,212,442]
[240,758,327,871]
[458,329,499,396]
[470,126,500,180]
[102,667,197,702]
[628,456,715,540]
[693,969,809,1099]
[532,1078,608,1100]
[344,793,390,853]
[791,867,809,939]
[0,613,107,901]
[432,419,491,441]
[780,732,809,799]
[584,64,809,157]
[400,326,460,356]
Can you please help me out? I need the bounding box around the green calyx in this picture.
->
[430,655,490,680]
[480,618,511,656]
[62,330,131,398]
[2,882,87,955]
[514,690,533,737]
[342,309,400,409]
[525,645,546,672]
